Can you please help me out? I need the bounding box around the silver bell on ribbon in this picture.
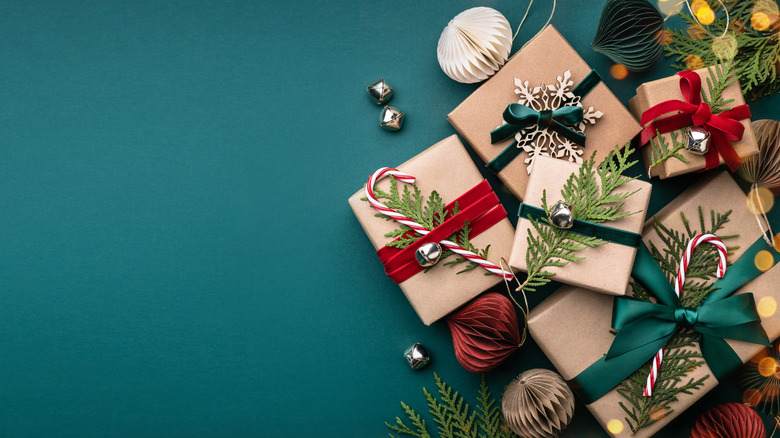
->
[415,242,442,267]
[548,201,575,229]
[684,126,711,155]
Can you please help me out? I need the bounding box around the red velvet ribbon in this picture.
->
[376,180,506,283]
[638,70,751,172]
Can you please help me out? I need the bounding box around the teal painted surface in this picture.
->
[0,1,777,437]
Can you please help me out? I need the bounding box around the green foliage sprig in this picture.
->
[363,178,490,274]
[664,1,780,100]
[386,373,517,438]
[518,144,640,292]
[617,207,738,434]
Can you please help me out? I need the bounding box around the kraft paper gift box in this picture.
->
[447,25,641,200]
[508,155,652,296]
[528,171,780,437]
[348,135,515,326]
[628,66,757,179]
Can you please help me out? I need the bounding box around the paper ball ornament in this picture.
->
[502,369,575,438]
[736,119,780,195]
[436,7,512,84]
[591,0,664,72]
[445,292,521,373]
[741,338,780,416]
[690,402,765,438]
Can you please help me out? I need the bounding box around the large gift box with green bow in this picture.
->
[348,135,516,326]
[628,64,757,179]
[527,171,780,437]
[447,24,641,201]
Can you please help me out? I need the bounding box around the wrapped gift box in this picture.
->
[508,155,652,296]
[528,171,780,437]
[347,135,515,326]
[447,25,641,200]
[628,66,757,179]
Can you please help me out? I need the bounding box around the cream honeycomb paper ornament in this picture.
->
[437,7,512,84]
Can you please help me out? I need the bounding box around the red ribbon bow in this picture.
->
[638,70,751,172]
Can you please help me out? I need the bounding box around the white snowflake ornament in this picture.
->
[508,70,602,173]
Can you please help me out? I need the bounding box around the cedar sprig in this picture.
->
[518,144,640,292]
[664,1,780,100]
[364,177,490,274]
[617,207,739,434]
[702,62,738,113]
[647,129,690,175]
[386,373,517,438]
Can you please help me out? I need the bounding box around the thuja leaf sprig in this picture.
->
[618,207,739,434]
[647,130,689,175]
[518,144,640,292]
[363,178,490,274]
[664,2,780,100]
[386,373,517,438]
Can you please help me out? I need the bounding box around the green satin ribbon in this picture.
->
[487,70,601,175]
[518,204,642,248]
[569,238,774,404]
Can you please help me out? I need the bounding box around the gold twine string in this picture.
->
[499,258,528,347]
[512,0,557,51]
[751,182,776,246]
[662,0,731,39]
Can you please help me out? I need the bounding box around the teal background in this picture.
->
[0,1,778,437]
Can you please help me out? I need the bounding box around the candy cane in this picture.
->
[643,233,727,397]
[365,167,513,280]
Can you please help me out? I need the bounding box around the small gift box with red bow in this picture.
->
[628,64,758,179]
[527,171,780,437]
[447,25,641,200]
[347,135,516,326]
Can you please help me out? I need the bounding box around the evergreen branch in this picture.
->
[386,374,518,438]
[647,130,689,176]
[664,2,780,100]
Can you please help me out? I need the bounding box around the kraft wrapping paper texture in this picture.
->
[347,135,515,326]
[628,66,758,179]
[508,156,652,296]
[528,171,780,437]
[447,25,641,201]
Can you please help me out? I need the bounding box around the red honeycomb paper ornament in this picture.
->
[446,292,521,373]
[690,402,766,438]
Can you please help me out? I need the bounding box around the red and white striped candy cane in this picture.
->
[643,233,727,397]
[365,167,513,280]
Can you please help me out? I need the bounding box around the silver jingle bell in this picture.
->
[380,105,404,131]
[548,201,575,229]
[367,78,394,105]
[415,242,442,268]
[404,343,430,370]
[685,126,711,155]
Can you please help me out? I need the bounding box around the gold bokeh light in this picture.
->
[747,186,774,215]
[610,64,629,80]
[758,296,778,317]
[755,250,774,272]
[607,419,624,434]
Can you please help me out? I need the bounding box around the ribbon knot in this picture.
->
[674,307,698,329]
[638,69,751,172]
[491,104,586,147]
[537,109,554,129]
[692,102,712,126]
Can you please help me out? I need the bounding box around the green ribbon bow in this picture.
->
[570,238,774,405]
[490,104,586,146]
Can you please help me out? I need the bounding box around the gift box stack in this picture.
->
[352,10,779,437]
